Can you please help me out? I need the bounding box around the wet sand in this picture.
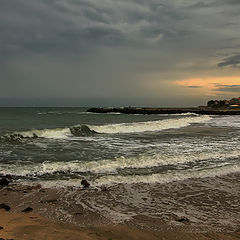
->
[1,209,240,240]
[0,175,240,240]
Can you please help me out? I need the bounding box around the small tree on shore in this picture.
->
[207,100,215,107]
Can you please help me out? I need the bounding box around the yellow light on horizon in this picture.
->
[175,76,240,95]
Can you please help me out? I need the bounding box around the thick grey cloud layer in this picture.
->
[1,0,240,106]
[0,0,191,55]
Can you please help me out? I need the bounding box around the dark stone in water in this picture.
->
[5,175,12,180]
[101,186,108,192]
[0,178,9,187]
[81,179,90,189]
[32,133,38,138]
[5,133,24,142]
[70,125,98,137]
[22,207,33,213]
[0,203,11,211]
[177,216,190,223]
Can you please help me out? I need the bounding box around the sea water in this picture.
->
[0,107,240,230]
[0,107,239,187]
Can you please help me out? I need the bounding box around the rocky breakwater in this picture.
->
[87,107,240,115]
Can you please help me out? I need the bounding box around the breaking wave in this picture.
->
[89,115,211,134]
[1,115,211,141]
[1,149,239,177]
[94,164,240,186]
[1,128,71,141]
[13,163,240,188]
[209,115,240,128]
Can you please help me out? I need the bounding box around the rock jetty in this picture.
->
[87,107,240,115]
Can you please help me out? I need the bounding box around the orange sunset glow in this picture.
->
[175,76,240,95]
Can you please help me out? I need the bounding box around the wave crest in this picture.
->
[1,128,71,141]
[89,115,211,134]
[1,115,211,141]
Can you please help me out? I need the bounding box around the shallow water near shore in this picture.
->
[0,107,240,231]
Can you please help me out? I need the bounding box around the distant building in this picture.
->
[207,97,240,108]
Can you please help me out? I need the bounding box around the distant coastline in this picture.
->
[87,107,240,115]
[88,97,240,115]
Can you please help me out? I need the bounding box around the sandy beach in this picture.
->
[0,181,240,240]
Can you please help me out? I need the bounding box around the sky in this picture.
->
[1,0,240,107]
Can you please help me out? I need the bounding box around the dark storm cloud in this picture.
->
[0,0,191,58]
[218,54,240,68]
[215,84,240,92]
[1,0,239,59]
[1,0,240,106]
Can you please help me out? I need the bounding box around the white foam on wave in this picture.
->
[60,150,240,174]
[94,164,240,186]
[209,115,240,128]
[17,128,71,139]
[160,112,199,116]
[89,115,211,134]
[19,163,240,188]
[1,149,239,177]
[7,115,211,140]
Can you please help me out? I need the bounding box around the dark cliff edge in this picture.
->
[87,107,240,115]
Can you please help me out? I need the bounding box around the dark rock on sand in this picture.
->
[0,203,11,211]
[0,177,10,187]
[0,226,3,230]
[22,207,33,213]
[177,216,190,223]
[81,179,90,189]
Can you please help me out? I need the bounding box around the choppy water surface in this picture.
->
[0,107,239,186]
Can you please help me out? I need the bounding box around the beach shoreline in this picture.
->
[1,177,240,240]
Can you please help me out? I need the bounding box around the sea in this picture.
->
[0,107,239,230]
